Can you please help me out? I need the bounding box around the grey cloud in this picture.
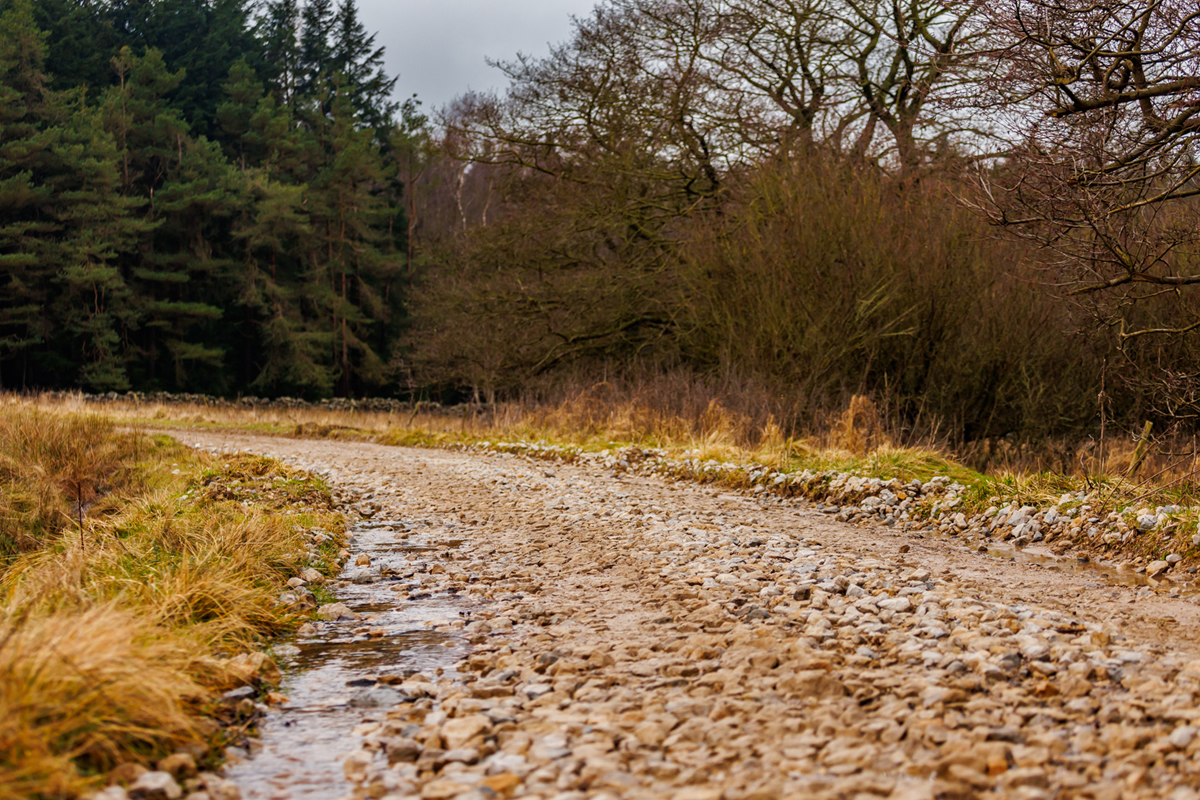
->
[357,0,598,111]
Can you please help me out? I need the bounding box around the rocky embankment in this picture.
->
[168,431,1200,800]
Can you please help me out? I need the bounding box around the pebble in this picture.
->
[127,772,182,800]
[1148,560,1171,578]
[1169,726,1197,749]
[315,602,361,621]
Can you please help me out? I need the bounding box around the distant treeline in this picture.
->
[0,0,425,397]
[5,0,1200,450]
[406,0,1200,446]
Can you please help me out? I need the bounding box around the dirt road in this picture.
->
[174,431,1200,800]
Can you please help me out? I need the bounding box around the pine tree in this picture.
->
[258,0,301,107]
[100,46,238,391]
[31,0,121,92]
[105,0,261,139]
[0,0,58,387]
[331,0,396,133]
[307,80,399,395]
[100,46,191,195]
[297,0,334,100]
[248,92,308,181]
[51,98,149,391]
[0,0,141,390]
[216,57,264,168]
[234,174,333,395]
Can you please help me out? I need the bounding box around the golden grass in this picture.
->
[23,391,978,484]
[0,409,141,560]
[0,403,344,799]
[19,387,1200,516]
[0,605,205,798]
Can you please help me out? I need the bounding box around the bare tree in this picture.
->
[831,0,995,167]
[412,0,1002,393]
[451,0,996,183]
[982,0,1200,413]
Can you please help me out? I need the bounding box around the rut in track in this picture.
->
[175,430,1200,800]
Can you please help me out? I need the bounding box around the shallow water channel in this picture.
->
[227,519,473,800]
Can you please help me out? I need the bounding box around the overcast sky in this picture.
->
[357,0,599,113]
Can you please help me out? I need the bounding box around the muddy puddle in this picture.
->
[226,520,473,800]
[980,543,1196,593]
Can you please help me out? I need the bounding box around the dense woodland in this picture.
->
[3,0,1200,451]
[0,0,423,397]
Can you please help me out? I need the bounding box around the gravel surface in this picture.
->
[174,431,1200,800]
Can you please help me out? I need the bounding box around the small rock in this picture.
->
[342,750,373,782]
[383,737,422,764]
[778,670,846,699]
[1017,637,1050,662]
[128,772,182,800]
[672,788,723,800]
[441,747,479,764]
[316,602,361,621]
[108,764,149,786]
[156,753,197,780]
[420,778,474,800]
[226,652,281,685]
[1148,560,1171,578]
[446,792,491,800]
[300,568,325,584]
[196,774,240,800]
[524,683,553,699]
[878,597,912,613]
[1169,726,1197,749]
[1167,553,1183,564]
[92,788,129,800]
[440,715,492,749]
[480,773,523,794]
[350,686,405,707]
[986,727,1024,743]
[354,553,371,566]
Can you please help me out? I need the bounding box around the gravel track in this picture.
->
[174,431,1200,800]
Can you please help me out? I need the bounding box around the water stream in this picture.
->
[226,519,473,800]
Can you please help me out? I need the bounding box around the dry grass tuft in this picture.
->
[0,401,344,799]
[0,409,138,560]
[0,605,204,798]
[831,395,889,457]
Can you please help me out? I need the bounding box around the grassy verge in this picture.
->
[0,406,344,800]
[18,391,1200,575]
